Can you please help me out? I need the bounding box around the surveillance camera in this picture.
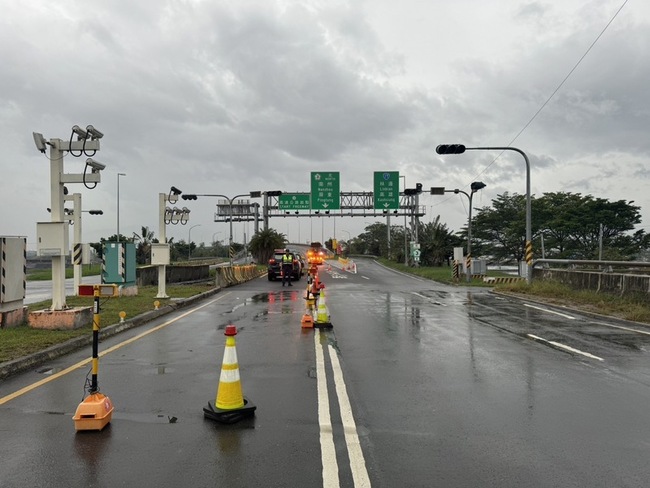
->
[32,132,47,153]
[72,125,89,140]
[85,125,104,140]
[85,158,106,171]
[170,186,182,195]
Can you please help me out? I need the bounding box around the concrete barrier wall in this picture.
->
[215,265,263,288]
[136,265,210,286]
[533,268,650,296]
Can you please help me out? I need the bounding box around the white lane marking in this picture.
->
[598,323,650,337]
[361,276,370,280]
[412,292,447,306]
[524,303,575,320]
[328,342,372,488]
[527,334,604,361]
[314,333,339,487]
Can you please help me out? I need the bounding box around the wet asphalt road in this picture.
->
[3,258,650,487]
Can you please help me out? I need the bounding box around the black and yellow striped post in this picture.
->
[120,243,126,283]
[525,241,533,266]
[73,243,82,265]
[73,284,117,431]
[452,260,459,280]
[465,254,472,282]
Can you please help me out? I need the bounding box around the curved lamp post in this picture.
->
[188,224,201,260]
[439,182,486,283]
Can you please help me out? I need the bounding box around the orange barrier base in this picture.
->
[73,393,114,431]
[301,313,314,328]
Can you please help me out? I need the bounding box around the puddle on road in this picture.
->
[36,367,63,375]
[223,291,303,322]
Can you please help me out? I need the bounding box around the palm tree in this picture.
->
[249,228,287,264]
[135,226,155,265]
[419,216,458,266]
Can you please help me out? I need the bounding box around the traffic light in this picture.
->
[249,191,262,198]
[404,188,418,196]
[416,183,423,193]
[436,144,466,154]
[430,187,445,195]
[470,181,486,192]
[88,210,103,215]
[266,190,282,197]
[182,194,198,200]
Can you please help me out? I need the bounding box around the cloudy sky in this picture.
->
[2,0,648,250]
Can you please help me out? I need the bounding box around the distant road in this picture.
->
[25,275,99,305]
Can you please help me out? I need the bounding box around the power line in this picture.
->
[472,0,630,177]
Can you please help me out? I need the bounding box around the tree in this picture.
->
[471,192,529,263]
[135,226,155,265]
[355,223,391,257]
[471,191,646,262]
[418,216,459,266]
[248,228,287,264]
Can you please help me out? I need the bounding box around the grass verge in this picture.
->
[27,265,102,281]
[376,258,650,326]
[0,283,216,363]
[377,258,511,286]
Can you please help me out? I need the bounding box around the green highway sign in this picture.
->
[374,171,400,209]
[279,193,311,210]
[311,172,340,210]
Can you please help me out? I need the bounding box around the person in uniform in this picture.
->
[281,248,294,287]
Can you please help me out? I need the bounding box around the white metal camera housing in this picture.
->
[72,125,89,140]
[85,125,104,140]
[85,158,106,172]
[33,132,47,153]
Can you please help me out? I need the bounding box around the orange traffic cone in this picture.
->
[204,324,256,423]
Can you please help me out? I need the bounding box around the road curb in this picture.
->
[0,287,223,381]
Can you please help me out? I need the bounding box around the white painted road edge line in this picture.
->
[314,333,339,488]
[527,334,604,361]
[524,303,575,320]
[327,341,372,488]
[599,323,650,337]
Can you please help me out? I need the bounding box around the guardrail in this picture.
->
[532,259,650,296]
[534,259,650,271]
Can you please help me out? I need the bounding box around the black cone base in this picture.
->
[314,321,333,329]
[203,397,256,424]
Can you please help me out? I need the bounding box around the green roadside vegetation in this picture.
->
[27,265,102,281]
[378,258,650,325]
[0,283,216,363]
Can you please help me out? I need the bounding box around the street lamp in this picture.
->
[436,144,532,283]
[117,172,126,241]
[341,229,351,255]
[182,192,258,265]
[400,175,407,265]
[188,224,201,260]
[432,182,486,283]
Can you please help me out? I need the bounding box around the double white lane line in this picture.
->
[314,331,371,488]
